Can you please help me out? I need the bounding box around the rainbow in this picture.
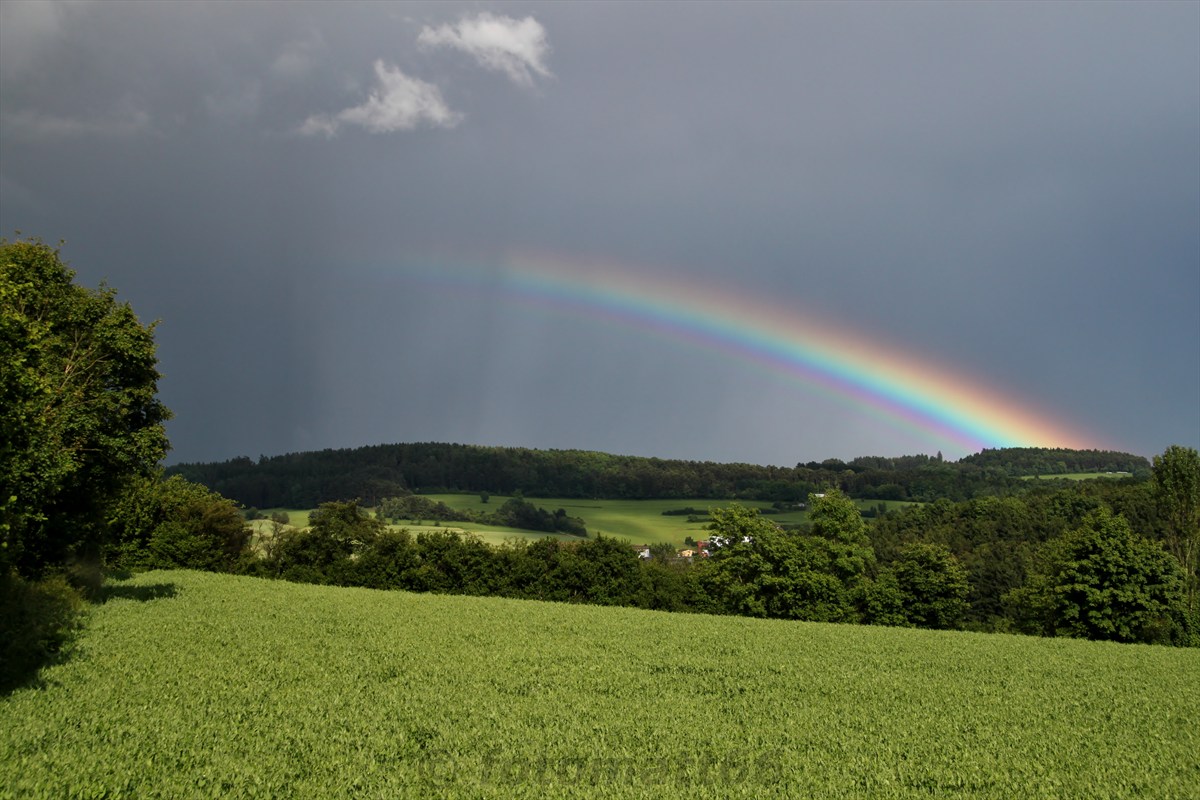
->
[409,252,1100,455]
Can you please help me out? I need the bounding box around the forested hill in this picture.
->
[959,447,1150,475]
[166,443,1150,510]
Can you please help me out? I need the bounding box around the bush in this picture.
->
[109,474,249,572]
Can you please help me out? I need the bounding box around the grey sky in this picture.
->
[2,0,1197,466]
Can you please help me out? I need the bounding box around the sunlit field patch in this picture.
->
[3,570,1196,799]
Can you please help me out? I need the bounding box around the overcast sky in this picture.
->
[2,0,1197,466]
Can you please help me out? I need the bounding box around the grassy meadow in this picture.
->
[428,494,785,545]
[3,570,1197,799]
[370,495,912,547]
[251,497,916,548]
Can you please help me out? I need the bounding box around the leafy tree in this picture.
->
[307,500,383,554]
[1004,508,1185,644]
[108,474,249,572]
[807,489,875,585]
[352,528,419,590]
[273,500,382,583]
[701,504,858,622]
[1,239,170,577]
[857,570,909,627]
[891,542,970,629]
[406,530,499,595]
[1152,445,1199,623]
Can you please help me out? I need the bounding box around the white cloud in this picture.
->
[418,12,551,88]
[298,60,461,137]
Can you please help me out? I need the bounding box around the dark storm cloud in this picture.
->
[2,1,1196,465]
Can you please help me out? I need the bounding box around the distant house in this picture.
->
[634,545,651,559]
[678,549,696,559]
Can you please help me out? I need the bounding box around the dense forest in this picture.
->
[168,443,1150,508]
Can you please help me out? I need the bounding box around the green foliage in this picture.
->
[869,485,1154,629]
[377,493,472,524]
[1,239,170,577]
[377,493,589,537]
[0,571,85,694]
[890,542,971,629]
[309,499,384,552]
[960,447,1152,477]
[108,474,249,572]
[857,570,910,627]
[491,497,587,535]
[170,440,1152,510]
[807,489,875,584]
[701,504,861,622]
[351,528,418,590]
[1153,445,1199,624]
[4,570,1197,798]
[1005,508,1186,644]
[270,500,382,583]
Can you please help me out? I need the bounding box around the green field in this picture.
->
[426,494,790,546]
[3,570,1196,798]
[394,495,913,547]
[255,497,915,548]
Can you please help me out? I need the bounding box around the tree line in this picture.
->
[234,471,1195,647]
[237,492,979,631]
[168,443,1151,509]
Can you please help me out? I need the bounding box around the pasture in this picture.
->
[425,494,788,545]
[395,495,911,547]
[253,497,916,548]
[3,570,1196,799]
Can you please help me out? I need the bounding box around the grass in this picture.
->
[2,570,1197,799]
[256,498,916,548]
[426,494,772,546]
[421,495,912,547]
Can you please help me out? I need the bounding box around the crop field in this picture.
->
[3,571,1197,799]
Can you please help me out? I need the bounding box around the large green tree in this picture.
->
[701,500,869,622]
[890,542,971,629]
[272,500,383,584]
[807,489,875,585]
[1004,508,1185,644]
[1,240,170,577]
[107,474,249,572]
[1152,445,1199,625]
